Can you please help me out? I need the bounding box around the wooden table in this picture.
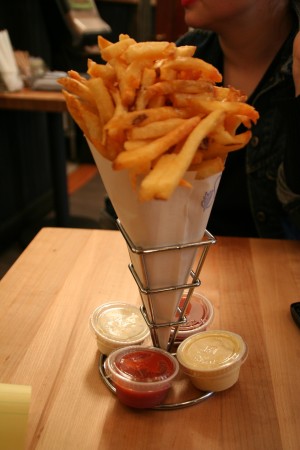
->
[0,227,299,450]
[0,89,71,226]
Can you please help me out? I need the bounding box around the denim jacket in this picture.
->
[177,5,300,239]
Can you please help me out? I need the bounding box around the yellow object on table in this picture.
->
[0,383,31,450]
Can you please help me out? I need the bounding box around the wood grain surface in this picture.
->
[0,228,299,450]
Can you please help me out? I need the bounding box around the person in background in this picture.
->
[177,0,300,239]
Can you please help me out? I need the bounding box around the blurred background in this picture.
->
[0,0,188,277]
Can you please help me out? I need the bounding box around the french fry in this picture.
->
[140,67,157,86]
[108,57,127,81]
[139,110,224,200]
[191,150,205,166]
[161,57,222,83]
[124,139,152,151]
[213,85,247,102]
[148,95,166,108]
[210,125,251,145]
[135,67,157,110]
[123,41,176,63]
[195,157,225,180]
[100,37,136,62]
[62,90,88,135]
[127,118,186,140]
[62,91,106,158]
[175,45,196,57]
[87,77,114,126]
[148,79,214,97]
[129,161,151,191]
[67,70,87,83]
[172,96,259,123]
[113,116,201,170]
[201,141,245,160]
[159,66,177,81]
[139,154,177,201]
[110,89,127,116]
[97,35,112,52]
[59,34,259,201]
[105,106,190,134]
[142,80,214,108]
[87,59,116,84]
[57,77,93,103]
[119,60,148,106]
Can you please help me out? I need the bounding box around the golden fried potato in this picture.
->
[113,116,201,170]
[139,110,224,200]
[127,118,186,141]
[57,77,93,103]
[59,34,259,201]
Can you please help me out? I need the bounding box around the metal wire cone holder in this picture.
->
[98,219,217,409]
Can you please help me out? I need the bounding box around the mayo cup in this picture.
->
[89,302,150,355]
[176,330,248,392]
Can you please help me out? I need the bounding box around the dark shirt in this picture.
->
[177,31,257,236]
[177,20,300,239]
[208,150,255,237]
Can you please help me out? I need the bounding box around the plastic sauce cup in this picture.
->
[105,346,179,408]
[176,330,248,392]
[173,291,214,341]
[89,302,150,355]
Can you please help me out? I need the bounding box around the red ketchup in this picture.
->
[107,347,179,409]
[176,295,206,330]
[172,292,214,343]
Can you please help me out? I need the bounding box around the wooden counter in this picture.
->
[0,89,71,227]
[0,88,66,113]
[0,228,299,449]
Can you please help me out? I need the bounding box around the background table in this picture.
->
[0,88,66,112]
[0,228,299,449]
[0,89,70,226]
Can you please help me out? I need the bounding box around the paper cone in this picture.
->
[88,141,221,349]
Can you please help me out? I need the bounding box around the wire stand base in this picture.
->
[117,219,216,351]
[98,220,216,410]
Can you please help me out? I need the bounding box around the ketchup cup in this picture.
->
[105,346,179,408]
[172,290,214,342]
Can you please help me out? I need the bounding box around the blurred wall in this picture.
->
[0,1,58,249]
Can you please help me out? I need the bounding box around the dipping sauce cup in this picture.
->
[89,302,150,355]
[177,330,248,392]
[173,291,214,341]
[105,346,179,408]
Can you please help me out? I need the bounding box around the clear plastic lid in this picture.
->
[90,302,150,344]
[106,346,179,385]
[177,330,248,372]
[175,291,214,336]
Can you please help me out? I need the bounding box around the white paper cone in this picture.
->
[88,141,221,349]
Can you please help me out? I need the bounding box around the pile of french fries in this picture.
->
[58,34,259,201]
